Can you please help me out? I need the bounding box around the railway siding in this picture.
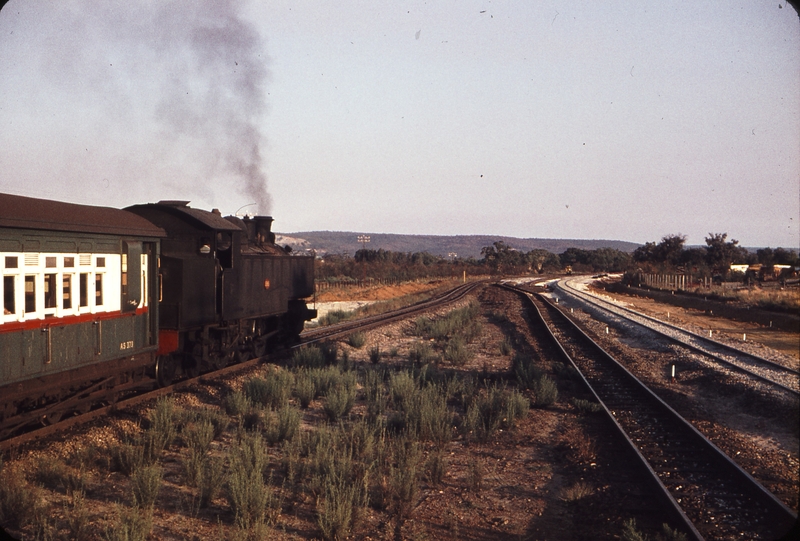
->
[553,278,800,396]
[509,284,797,540]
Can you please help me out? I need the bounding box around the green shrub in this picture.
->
[316,472,368,541]
[311,366,344,398]
[227,442,271,530]
[408,340,435,364]
[659,523,688,541]
[264,405,301,444]
[232,432,270,479]
[65,490,91,541]
[532,375,558,407]
[243,369,293,410]
[320,342,340,365]
[347,332,367,349]
[323,385,356,422]
[294,370,316,408]
[504,389,530,427]
[513,354,543,390]
[146,397,177,455]
[560,481,593,502]
[443,336,471,366]
[389,371,418,411]
[390,438,420,522]
[113,441,148,476]
[416,301,482,342]
[426,449,448,485]
[0,465,45,529]
[369,345,381,364]
[553,361,581,381]
[346,418,377,462]
[319,309,353,326]
[196,407,230,439]
[131,465,162,509]
[364,370,388,424]
[225,390,252,417]
[292,345,326,369]
[33,456,87,493]
[103,505,153,541]
[571,398,603,414]
[197,455,225,509]
[461,383,526,441]
[183,419,215,455]
[622,518,648,541]
[182,448,205,488]
[407,385,452,446]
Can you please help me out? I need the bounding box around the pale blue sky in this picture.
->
[1,1,798,248]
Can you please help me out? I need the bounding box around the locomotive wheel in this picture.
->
[41,410,63,425]
[212,352,233,370]
[252,337,268,359]
[155,355,177,387]
[234,348,252,364]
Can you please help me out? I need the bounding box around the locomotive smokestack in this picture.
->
[242,216,274,246]
[253,216,275,246]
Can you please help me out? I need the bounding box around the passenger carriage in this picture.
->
[0,193,164,427]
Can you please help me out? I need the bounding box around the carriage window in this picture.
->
[80,273,88,307]
[96,257,105,268]
[95,274,104,306]
[24,275,35,313]
[121,253,128,297]
[3,276,14,315]
[63,275,72,309]
[5,256,18,269]
[46,257,57,268]
[44,274,57,309]
[64,257,74,268]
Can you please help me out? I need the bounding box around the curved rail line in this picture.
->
[551,278,800,397]
[0,281,482,451]
[502,283,797,541]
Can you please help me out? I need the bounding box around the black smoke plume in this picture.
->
[24,0,272,213]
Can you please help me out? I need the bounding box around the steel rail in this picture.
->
[301,280,483,344]
[502,283,797,541]
[553,278,800,397]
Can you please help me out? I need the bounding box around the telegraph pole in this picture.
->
[357,235,370,283]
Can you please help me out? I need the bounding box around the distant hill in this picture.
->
[274,231,641,259]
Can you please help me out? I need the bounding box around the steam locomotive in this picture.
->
[0,193,316,432]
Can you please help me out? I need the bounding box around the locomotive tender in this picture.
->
[0,193,315,433]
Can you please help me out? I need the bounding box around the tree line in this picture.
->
[315,235,798,283]
[631,233,799,278]
[316,242,633,282]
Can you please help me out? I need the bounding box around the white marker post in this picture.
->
[671,364,676,382]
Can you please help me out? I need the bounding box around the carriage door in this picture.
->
[122,241,142,313]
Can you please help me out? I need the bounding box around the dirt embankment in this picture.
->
[314,279,459,302]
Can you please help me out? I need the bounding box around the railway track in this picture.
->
[0,280,482,451]
[503,283,797,540]
[550,278,800,397]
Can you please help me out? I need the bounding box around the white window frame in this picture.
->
[0,251,123,324]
